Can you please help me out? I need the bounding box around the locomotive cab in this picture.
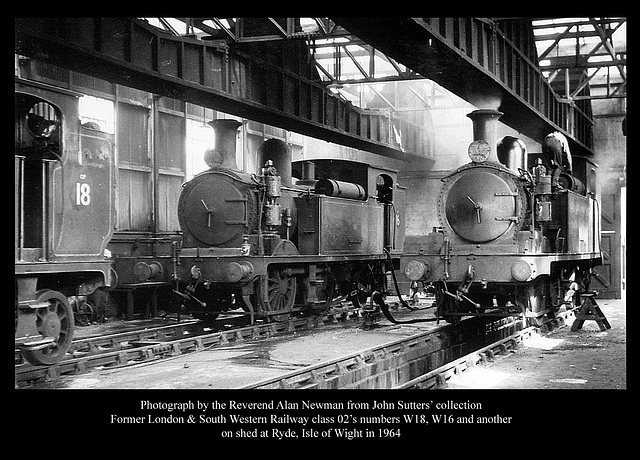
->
[16,93,62,261]
[15,78,115,365]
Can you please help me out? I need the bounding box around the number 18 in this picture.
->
[76,182,91,206]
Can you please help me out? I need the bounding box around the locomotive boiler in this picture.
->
[15,77,115,365]
[173,119,406,322]
[401,109,601,325]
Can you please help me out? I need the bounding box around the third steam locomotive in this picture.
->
[401,109,601,325]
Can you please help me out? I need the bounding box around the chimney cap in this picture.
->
[467,109,503,120]
[207,118,243,130]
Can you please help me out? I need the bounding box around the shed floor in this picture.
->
[445,297,626,390]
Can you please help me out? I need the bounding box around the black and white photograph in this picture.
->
[14,16,627,444]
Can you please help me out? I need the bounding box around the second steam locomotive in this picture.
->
[169,119,406,322]
[401,109,602,325]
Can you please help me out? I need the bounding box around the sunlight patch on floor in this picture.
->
[523,335,564,350]
[448,367,511,389]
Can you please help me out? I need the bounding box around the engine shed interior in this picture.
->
[15,17,626,322]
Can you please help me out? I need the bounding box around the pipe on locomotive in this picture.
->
[468,109,530,174]
[314,179,367,201]
[258,140,366,201]
[467,108,503,162]
[297,161,317,187]
[497,136,527,173]
[204,119,243,170]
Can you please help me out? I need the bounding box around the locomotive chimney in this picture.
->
[467,109,503,162]
[257,138,292,185]
[204,119,242,170]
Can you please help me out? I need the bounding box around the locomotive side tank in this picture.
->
[15,77,115,365]
[174,120,406,322]
[401,109,602,325]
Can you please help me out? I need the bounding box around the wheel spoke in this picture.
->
[21,290,74,366]
[255,269,297,321]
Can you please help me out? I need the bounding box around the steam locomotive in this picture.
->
[15,72,601,370]
[14,76,405,366]
[15,77,115,365]
[401,109,602,325]
[171,119,406,322]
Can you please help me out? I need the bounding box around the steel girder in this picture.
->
[15,17,426,162]
[534,18,626,101]
[332,17,595,156]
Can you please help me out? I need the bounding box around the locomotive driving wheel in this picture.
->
[21,289,74,366]
[348,265,374,309]
[255,267,297,322]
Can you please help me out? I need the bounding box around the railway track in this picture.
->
[14,303,366,388]
[242,307,578,390]
[16,296,573,390]
[396,307,577,389]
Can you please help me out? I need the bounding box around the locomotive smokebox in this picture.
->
[467,109,503,161]
[258,138,292,185]
[204,119,242,170]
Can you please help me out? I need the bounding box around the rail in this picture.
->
[14,305,362,387]
[243,308,577,390]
